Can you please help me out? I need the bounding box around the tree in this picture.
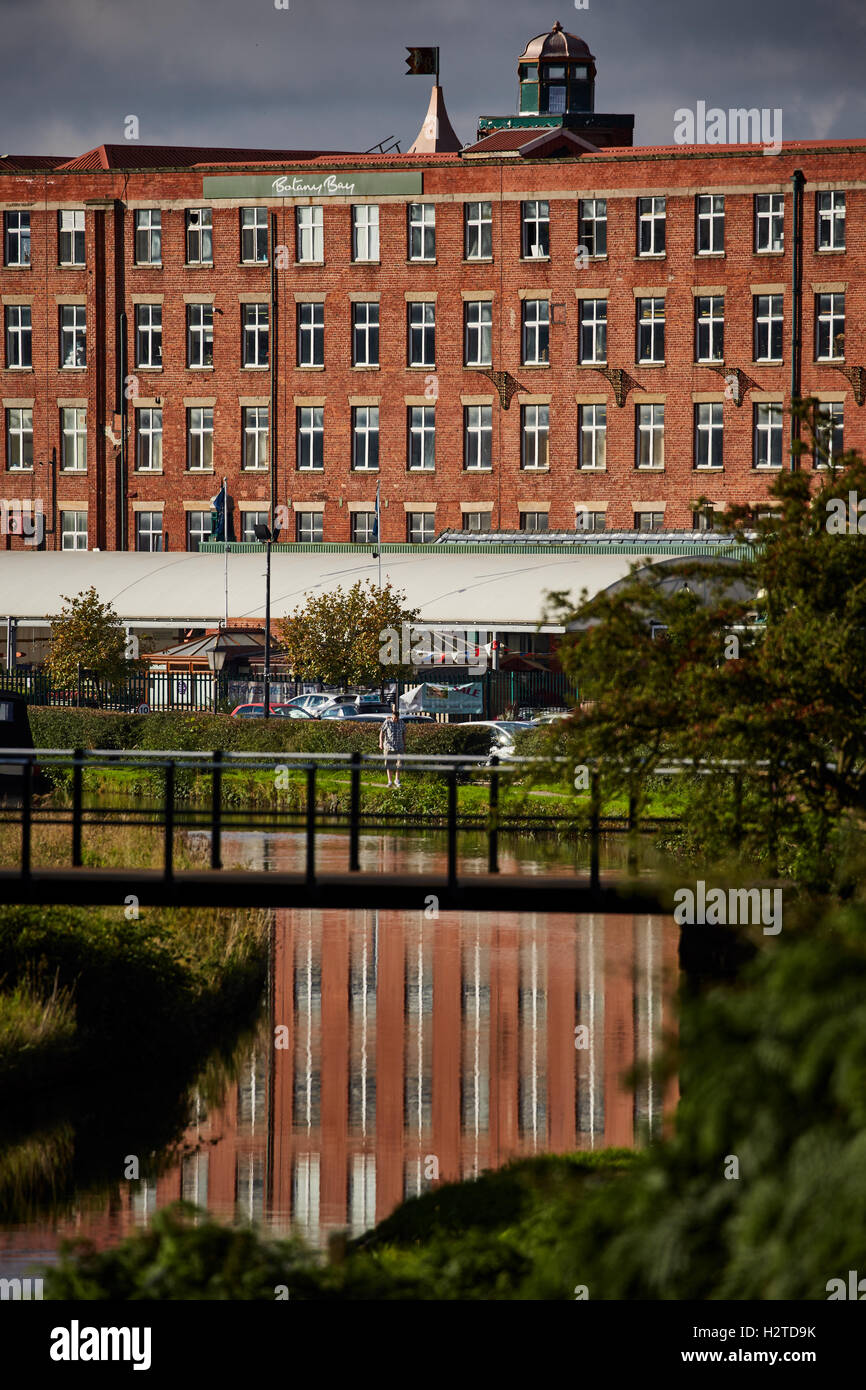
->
[276,580,420,690]
[541,406,866,890]
[47,587,135,690]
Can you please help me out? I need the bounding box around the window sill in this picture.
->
[578,360,607,368]
[238,261,270,269]
[520,362,551,370]
[136,365,163,373]
[134,469,164,475]
[2,263,32,271]
[133,263,162,270]
[3,367,34,373]
[60,366,88,372]
[407,259,437,266]
[635,361,666,368]
[634,466,665,472]
[752,466,782,472]
[635,253,666,261]
[59,469,87,475]
[695,251,725,258]
[406,364,436,371]
[696,359,725,366]
[186,469,216,475]
[578,466,607,472]
[463,468,493,474]
[242,365,270,371]
[520,256,551,264]
[520,467,550,473]
[6,467,34,474]
[295,261,325,268]
[816,247,846,255]
[816,357,845,365]
[754,249,785,257]
[296,364,326,371]
[352,364,380,371]
[694,465,724,472]
[352,260,381,267]
[350,468,380,474]
[463,257,494,265]
[751,360,784,368]
[295,467,325,473]
[58,263,86,271]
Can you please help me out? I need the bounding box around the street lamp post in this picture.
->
[254,523,273,719]
[207,641,227,713]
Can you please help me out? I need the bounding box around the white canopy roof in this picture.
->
[0,549,661,630]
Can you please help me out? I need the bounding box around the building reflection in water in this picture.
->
[0,834,678,1260]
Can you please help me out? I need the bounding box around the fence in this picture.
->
[0,668,576,718]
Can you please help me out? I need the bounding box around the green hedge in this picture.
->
[27,707,491,758]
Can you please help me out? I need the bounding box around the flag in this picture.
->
[372,481,380,543]
[406,46,439,76]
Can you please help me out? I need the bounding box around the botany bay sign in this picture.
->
[202,171,423,199]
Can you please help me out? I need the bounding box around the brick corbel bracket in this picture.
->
[474,369,525,410]
[831,364,865,405]
[593,367,639,407]
[705,364,755,407]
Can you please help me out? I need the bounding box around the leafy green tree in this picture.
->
[47,587,136,691]
[277,580,420,690]
[541,410,866,889]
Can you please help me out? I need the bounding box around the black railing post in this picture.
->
[349,751,361,872]
[211,749,222,870]
[447,764,458,891]
[488,754,499,874]
[21,754,32,879]
[306,763,316,885]
[589,770,600,892]
[72,747,83,867]
[164,759,175,879]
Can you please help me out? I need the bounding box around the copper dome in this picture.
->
[518,21,594,64]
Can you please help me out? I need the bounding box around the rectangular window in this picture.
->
[579,298,607,364]
[578,403,607,469]
[815,292,845,361]
[407,512,435,543]
[408,405,435,471]
[61,510,87,550]
[578,198,607,257]
[5,305,32,368]
[637,297,665,363]
[351,511,376,542]
[4,211,31,267]
[186,303,214,367]
[352,204,380,262]
[694,402,724,469]
[352,406,379,470]
[693,509,715,531]
[754,293,784,361]
[242,303,269,367]
[522,299,550,365]
[58,209,85,265]
[408,301,435,367]
[296,205,323,263]
[5,407,33,470]
[815,401,844,465]
[135,406,162,471]
[186,207,213,265]
[635,511,664,531]
[60,305,86,368]
[464,404,492,471]
[186,510,212,552]
[520,511,549,532]
[463,511,491,532]
[464,201,492,259]
[816,191,845,251]
[755,193,784,252]
[521,200,550,258]
[186,406,214,471]
[297,406,324,470]
[352,302,379,368]
[296,510,323,543]
[242,405,269,471]
[408,203,435,260]
[575,508,606,532]
[521,404,549,470]
[637,196,666,256]
[135,511,163,551]
[464,300,492,367]
[297,302,324,367]
[134,209,161,265]
[242,510,269,542]
[134,304,162,368]
[636,403,665,469]
[753,402,783,468]
[695,194,724,254]
[60,407,87,471]
[695,295,724,362]
[240,207,269,263]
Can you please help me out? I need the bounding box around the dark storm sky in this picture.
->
[1,0,864,157]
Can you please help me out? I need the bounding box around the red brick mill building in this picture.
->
[1,20,864,555]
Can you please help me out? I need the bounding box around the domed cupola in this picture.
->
[517,21,596,115]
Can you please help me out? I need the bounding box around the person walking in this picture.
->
[379,703,406,788]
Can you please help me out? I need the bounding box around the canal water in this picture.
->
[0,829,678,1276]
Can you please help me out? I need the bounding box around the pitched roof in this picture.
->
[54,144,351,171]
[0,154,73,171]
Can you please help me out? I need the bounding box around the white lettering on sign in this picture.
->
[272,174,357,196]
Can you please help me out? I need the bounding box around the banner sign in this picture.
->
[401,682,484,715]
[202,172,423,199]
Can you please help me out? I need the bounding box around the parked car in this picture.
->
[230,703,314,719]
[284,693,338,714]
[317,704,362,719]
[0,691,47,796]
[454,719,537,763]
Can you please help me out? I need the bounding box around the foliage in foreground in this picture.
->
[43,900,866,1299]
